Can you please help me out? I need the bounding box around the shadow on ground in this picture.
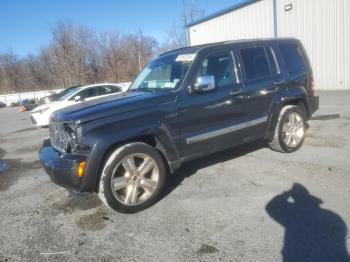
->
[266,183,350,262]
[161,141,266,200]
[310,114,340,121]
[50,191,103,215]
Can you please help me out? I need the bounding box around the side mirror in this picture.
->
[193,75,215,93]
[74,96,82,102]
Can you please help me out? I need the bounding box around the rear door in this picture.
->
[236,45,282,137]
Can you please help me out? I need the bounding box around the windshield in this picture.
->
[58,86,82,101]
[129,53,195,91]
[58,85,82,97]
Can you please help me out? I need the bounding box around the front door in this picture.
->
[177,50,246,159]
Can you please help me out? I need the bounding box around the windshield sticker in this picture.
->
[176,54,196,62]
[164,79,179,88]
[147,81,157,88]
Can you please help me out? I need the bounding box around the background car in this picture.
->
[0,101,6,108]
[30,83,124,127]
[38,85,82,105]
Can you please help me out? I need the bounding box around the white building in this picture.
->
[187,0,350,90]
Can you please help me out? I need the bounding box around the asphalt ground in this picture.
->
[0,91,349,262]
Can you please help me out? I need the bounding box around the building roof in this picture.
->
[187,0,261,27]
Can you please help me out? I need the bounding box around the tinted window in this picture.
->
[77,87,98,99]
[279,43,307,73]
[240,47,271,81]
[198,52,234,87]
[99,85,121,95]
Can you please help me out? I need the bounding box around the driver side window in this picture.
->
[198,52,234,88]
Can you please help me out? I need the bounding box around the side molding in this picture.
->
[186,116,268,144]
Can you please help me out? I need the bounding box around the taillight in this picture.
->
[309,73,315,96]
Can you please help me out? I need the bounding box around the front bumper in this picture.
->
[39,140,86,191]
[30,115,37,125]
[309,95,319,116]
[30,112,50,127]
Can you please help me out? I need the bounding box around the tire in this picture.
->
[98,142,166,213]
[269,105,307,153]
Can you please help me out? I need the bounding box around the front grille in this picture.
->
[49,122,74,153]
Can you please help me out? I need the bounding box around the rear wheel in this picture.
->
[269,105,306,153]
[98,142,166,213]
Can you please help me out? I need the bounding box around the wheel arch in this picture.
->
[267,95,308,140]
[82,128,181,193]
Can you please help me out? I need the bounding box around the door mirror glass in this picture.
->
[74,95,82,102]
[193,75,215,93]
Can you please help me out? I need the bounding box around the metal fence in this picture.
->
[0,89,63,106]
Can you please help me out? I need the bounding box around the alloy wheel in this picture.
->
[110,153,159,206]
[282,112,305,148]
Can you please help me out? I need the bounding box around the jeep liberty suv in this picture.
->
[40,38,319,213]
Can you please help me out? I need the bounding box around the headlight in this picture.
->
[62,124,89,154]
[62,123,77,153]
[63,123,77,140]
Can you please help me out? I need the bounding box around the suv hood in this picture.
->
[52,91,176,124]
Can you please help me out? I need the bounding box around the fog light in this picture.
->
[77,161,87,177]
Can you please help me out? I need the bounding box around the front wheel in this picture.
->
[269,105,307,153]
[98,142,166,213]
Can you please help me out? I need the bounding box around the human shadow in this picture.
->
[266,183,350,262]
[161,140,266,199]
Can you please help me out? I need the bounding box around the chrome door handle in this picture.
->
[260,87,278,95]
[273,80,287,86]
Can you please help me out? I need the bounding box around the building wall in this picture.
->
[189,0,274,45]
[189,0,350,90]
[277,0,350,90]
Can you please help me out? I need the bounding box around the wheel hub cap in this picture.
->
[110,153,159,206]
[282,112,305,148]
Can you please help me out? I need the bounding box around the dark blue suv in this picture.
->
[40,38,319,213]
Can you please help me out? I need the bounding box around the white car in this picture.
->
[30,83,127,127]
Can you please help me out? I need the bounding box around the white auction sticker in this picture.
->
[175,54,196,62]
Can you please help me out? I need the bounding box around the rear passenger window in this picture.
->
[279,43,307,73]
[240,47,271,81]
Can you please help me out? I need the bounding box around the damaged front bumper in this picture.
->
[39,139,87,191]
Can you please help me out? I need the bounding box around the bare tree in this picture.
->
[0,21,159,94]
[0,52,25,93]
[99,31,125,82]
[161,0,204,51]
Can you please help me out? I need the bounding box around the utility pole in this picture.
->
[138,51,142,72]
